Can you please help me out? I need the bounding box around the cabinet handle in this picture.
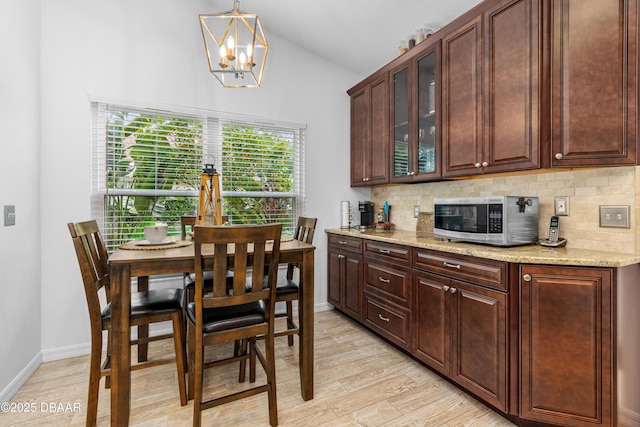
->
[555,153,563,160]
[379,277,390,283]
[378,314,390,322]
[339,240,348,245]
[474,162,481,168]
[379,248,391,254]
[442,285,450,292]
[523,274,531,282]
[443,261,461,270]
[482,161,488,167]
[338,254,345,259]
[450,287,457,294]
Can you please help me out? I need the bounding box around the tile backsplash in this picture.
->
[371,166,638,254]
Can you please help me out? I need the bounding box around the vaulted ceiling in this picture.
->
[203,0,483,76]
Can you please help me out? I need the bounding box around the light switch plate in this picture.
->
[414,205,420,218]
[4,205,15,226]
[599,205,630,228]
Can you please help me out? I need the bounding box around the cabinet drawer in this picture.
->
[364,294,411,350]
[413,249,507,291]
[364,258,411,307]
[364,240,411,264]
[328,234,362,253]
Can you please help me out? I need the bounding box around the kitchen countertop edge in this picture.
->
[326,228,640,268]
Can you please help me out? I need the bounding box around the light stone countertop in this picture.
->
[326,228,640,268]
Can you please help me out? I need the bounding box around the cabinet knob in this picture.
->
[523,274,531,282]
[474,162,481,168]
[338,254,345,259]
[443,285,450,292]
[555,153,563,160]
[482,161,488,167]
[450,287,457,294]
[410,171,415,176]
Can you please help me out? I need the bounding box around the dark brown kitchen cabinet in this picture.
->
[412,248,509,412]
[363,240,412,349]
[442,0,542,177]
[550,0,637,167]
[349,74,389,186]
[390,43,441,183]
[327,235,363,321]
[413,270,508,412]
[441,15,484,177]
[520,265,613,427]
[482,0,542,173]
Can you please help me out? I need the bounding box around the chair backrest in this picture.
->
[192,223,282,323]
[287,217,317,279]
[180,216,197,240]
[68,220,110,331]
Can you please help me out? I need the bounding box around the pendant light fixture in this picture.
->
[199,0,269,88]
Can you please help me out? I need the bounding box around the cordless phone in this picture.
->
[539,216,567,247]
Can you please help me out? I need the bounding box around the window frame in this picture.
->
[90,98,306,252]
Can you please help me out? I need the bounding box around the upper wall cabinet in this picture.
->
[391,43,441,183]
[349,75,390,187]
[550,0,637,167]
[442,0,542,178]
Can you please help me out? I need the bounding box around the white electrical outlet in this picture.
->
[554,196,569,216]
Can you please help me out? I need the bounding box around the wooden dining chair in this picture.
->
[274,216,317,345]
[187,223,282,427]
[181,215,234,303]
[68,220,187,427]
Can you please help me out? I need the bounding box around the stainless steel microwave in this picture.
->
[433,196,539,246]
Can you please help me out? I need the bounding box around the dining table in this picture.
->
[108,237,316,426]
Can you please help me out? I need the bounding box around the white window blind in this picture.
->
[91,100,306,252]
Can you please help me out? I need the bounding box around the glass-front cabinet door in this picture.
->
[391,43,440,182]
[392,66,410,179]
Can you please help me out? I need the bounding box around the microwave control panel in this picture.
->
[488,204,503,233]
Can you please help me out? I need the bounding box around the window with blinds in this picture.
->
[91,100,305,252]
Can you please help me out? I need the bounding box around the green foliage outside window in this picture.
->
[103,112,297,251]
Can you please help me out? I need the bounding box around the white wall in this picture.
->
[1,0,368,398]
[0,0,43,400]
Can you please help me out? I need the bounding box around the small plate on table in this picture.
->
[135,238,178,246]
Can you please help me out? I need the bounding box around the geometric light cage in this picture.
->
[199,0,268,88]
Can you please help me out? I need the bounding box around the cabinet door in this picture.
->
[551,0,637,166]
[520,265,613,427]
[451,280,507,412]
[350,77,389,187]
[368,77,390,184]
[413,271,450,376]
[343,251,363,321]
[327,249,344,307]
[483,0,541,173]
[442,16,483,178]
[391,64,411,181]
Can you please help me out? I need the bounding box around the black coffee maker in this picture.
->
[358,201,375,228]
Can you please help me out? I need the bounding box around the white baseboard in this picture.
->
[41,342,91,363]
[620,406,640,427]
[0,353,42,404]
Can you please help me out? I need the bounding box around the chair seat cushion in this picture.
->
[186,301,265,334]
[276,278,299,296]
[102,288,184,321]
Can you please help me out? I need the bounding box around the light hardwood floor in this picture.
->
[1,310,516,426]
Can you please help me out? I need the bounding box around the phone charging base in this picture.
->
[539,238,567,248]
